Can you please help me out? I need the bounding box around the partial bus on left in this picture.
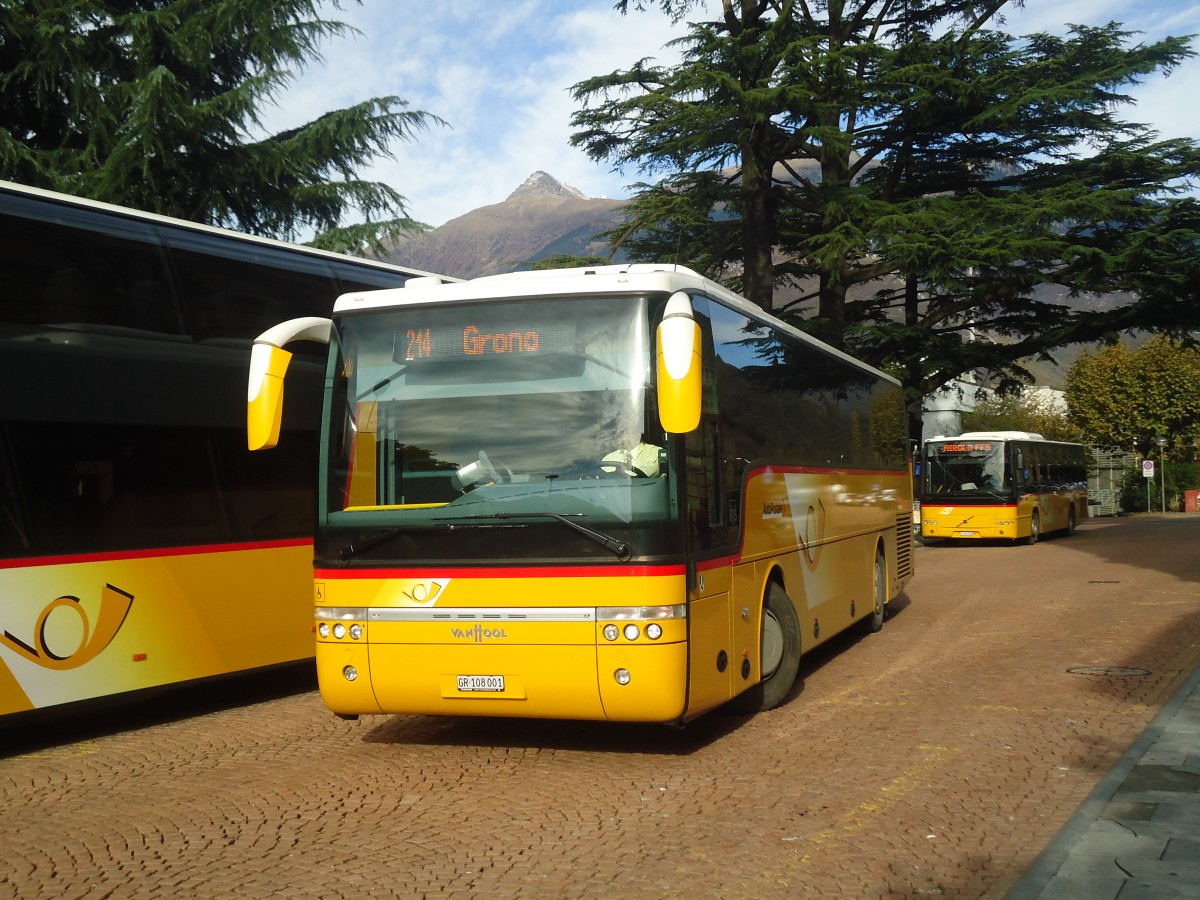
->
[0,180,447,719]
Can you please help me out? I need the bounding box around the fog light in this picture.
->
[318,623,330,638]
[645,622,663,640]
[614,668,631,685]
[333,623,347,639]
[343,665,357,682]
[349,623,363,640]
[623,623,640,641]
[603,624,619,641]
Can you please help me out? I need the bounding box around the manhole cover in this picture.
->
[1067,666,1151,677]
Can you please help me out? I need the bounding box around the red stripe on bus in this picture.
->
[315,563,687,580]
[747,463,907,478]
[0,538,313,570]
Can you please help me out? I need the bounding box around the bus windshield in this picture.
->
[923,440,1012,499]
[321,294,679,563]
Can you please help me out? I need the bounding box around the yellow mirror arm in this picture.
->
[246,317,331,450]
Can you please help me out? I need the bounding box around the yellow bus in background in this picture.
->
[0,180,443,719]
[918,432,1088,544]
[249,265,915,723]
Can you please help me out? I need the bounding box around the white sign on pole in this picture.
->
[1143,460,1155,479]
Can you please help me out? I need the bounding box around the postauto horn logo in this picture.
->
[1,584,133,670]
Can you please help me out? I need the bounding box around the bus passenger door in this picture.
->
[687,571,732,716]
[680,298,736,716]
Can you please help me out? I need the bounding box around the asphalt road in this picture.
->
[3,515,1199,899]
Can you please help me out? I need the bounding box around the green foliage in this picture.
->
[1120,460,1199,513]
[1066,336,1200,454]
[573,1,1200,440]
[0,0,443,246]
[962,391,1081,442]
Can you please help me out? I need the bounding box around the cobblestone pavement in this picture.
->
[3,516,1199,899]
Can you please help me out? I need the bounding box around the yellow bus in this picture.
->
[918,432,1088,544]
[249,265,915,723]
[0,180,444,719]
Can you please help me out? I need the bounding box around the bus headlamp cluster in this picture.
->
[599,605,683,642]
[315,608,364,640]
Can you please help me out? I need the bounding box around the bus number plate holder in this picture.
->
[457,674,505,692]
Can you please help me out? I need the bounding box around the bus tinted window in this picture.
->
[705,299,906,470]
[167,229,342,343]
[1,194,182,335]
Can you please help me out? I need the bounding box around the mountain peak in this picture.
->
[507,171,590,202]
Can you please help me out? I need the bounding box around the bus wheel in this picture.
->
[862,550,886,634]
[731,582,801,713]
[1066,507,1076,536]
[1024,511,1041,545]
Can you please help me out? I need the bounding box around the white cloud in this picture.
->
[263,0,1200,228]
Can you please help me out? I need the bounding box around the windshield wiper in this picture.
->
[435,512,632,561]
[336,527,401,562]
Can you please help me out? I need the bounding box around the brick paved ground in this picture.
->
[2,515,1199,899]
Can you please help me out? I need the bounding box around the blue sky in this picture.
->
[263,1,1200,228]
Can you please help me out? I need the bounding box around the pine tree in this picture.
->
[0,0,442,252]
[570,1,1200,438]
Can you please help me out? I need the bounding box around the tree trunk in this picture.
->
[740,153,775,311]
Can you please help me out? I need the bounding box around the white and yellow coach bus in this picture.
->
[249,265,915,723]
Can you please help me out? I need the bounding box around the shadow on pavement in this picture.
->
[0,662,316,759]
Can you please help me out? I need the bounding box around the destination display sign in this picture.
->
[937,442,994,453]
[398,319,577,362]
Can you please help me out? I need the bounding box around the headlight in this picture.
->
[332,623,347,640]
[603,624,619,641]
[645,623,663,640]
[623,623,640,641]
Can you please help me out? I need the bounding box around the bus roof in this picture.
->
[0,178,453,281]
[332,263,901,387]
[926,432,1085,446]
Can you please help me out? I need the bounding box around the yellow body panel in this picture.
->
[313,465,914,723]
[920,493,1084,541]
[315,570,691,722]
[1,542,314,716]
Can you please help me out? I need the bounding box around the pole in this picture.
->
[1161,449,1167,514]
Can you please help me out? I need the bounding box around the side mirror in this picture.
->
[655,292,702,434]
[247,316,332,450]
[247,342,294,450]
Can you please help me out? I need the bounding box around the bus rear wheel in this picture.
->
[1066,507,1076,536]
[730,582,801,714]
[862,550,886,634]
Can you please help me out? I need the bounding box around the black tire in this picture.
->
[1024,510,1041,545]
[730,582,802,713]
[1066,507,1076,536]
[862,550,886,634]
